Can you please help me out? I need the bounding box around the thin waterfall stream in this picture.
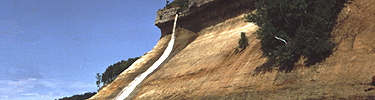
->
[114,14,179,100]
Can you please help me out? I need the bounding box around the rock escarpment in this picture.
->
[89,0,254,99]
[91,0,375,99]
[156,0,254,37]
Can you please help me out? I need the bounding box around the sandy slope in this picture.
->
[91,0,375,99]
[132,0,375,99]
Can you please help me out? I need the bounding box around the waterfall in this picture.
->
[114,14,178,100]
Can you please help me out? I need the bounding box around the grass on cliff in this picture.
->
[246,0,349,72]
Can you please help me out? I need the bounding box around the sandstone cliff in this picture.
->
[90,0,375,99]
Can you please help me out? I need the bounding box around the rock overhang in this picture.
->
[155,0,255,38]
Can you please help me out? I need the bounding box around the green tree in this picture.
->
[57,92,96,100]
[101,73,107,85]
[238,32,249,51]
[245,0,346,71]
[106,65,115,82]
[99,57,140,86]
[113,60,126,78]
[95,73,101,90]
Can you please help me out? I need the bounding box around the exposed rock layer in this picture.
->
[91,0,375,99]
[156,0,254,37]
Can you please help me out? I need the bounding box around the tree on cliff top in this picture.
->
[96,73,102,89]
[165,0,189,11]
[57,92,96,100]
[100,57,140,86]
[246,0,347,71]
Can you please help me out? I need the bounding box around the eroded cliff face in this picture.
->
[90,0,254,99]
[156,0,254,37]
[91,0,375,99]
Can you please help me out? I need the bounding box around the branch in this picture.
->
[279,4,289,23]
[274,36,288,44]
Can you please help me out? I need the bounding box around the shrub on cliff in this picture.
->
[165,0,189,11]
[238,32,249,51]
[245,0,347,71]
[234,32,249,54]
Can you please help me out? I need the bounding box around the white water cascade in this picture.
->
[114,14,179,100]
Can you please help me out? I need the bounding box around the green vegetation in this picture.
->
[99,57,140,87]
[58,57,140,99]
[246,0,347,71]
[56,92,96,100]
[165,0,189,12]
[238,32,249,51]
[234,32,249,54]
[95,73,101,89]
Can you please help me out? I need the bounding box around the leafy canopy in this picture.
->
[100,57,140,86]
[245,0,345,71]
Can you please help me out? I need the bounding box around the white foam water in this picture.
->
[114,14,178,100]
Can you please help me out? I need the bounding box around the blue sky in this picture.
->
[0,0,166,99]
